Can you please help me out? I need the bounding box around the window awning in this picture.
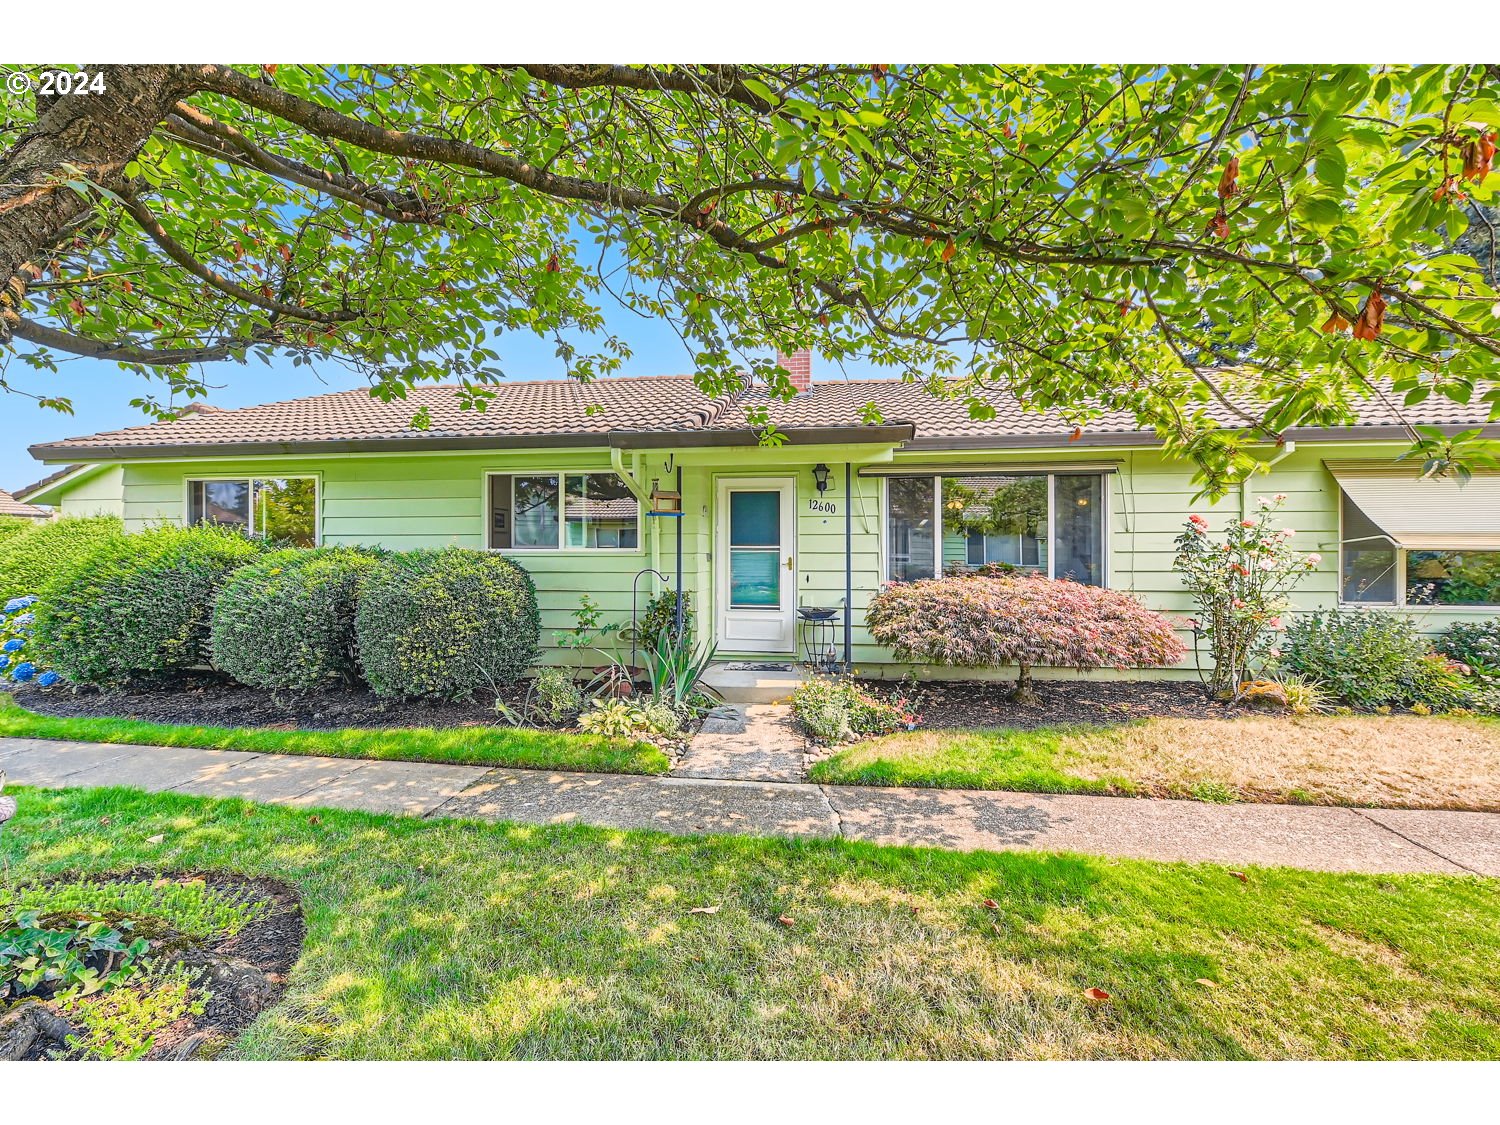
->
[1327,460,1500,551]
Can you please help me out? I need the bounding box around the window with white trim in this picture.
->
[884,472,1107,585]
[187,477,317,546]
[487,472,639,551]
[1339,491,1500,607]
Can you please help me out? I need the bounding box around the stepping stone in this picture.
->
[674,704,806,783]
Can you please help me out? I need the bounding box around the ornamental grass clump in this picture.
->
[1172,495,1321,697]
[211,546,381,697]
[355,547,540,700]
[865,574,1183,704]
[0,514,124,604]
[34,524,263,688]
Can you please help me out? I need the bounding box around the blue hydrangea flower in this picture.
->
[3,597,27,613]
[0,655,8,671]
[36,670,61,687]
[12,613,34,627]
[10,662,35,683]
[1,638,23,653]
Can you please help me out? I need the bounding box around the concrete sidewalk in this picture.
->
[2,734,1496,876]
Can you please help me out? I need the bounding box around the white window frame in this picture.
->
[1337,488,1500,610]
[880,470,1109,585]
[183,474,321,546]
[484,470,643,554]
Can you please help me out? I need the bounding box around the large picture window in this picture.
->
[488,472,639,551]
[1340,491,1500,607]
[187,477,317,547]
[885,471,1107,585]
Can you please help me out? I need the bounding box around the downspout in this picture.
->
[844,462,853,671]
[1241,441,1296,518]
[610,448,660,594]
[675,465,685,636]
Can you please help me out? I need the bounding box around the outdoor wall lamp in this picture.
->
[811,463,831,493]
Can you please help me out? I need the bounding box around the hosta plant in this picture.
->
[866,573,1184,704]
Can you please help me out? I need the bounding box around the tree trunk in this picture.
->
[1011,662,1039,705]
[0,65,189,327]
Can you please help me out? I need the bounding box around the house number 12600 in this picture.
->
[807,498,837,515]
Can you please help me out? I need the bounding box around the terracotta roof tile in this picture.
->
[0,488,49,518]
[27,373,1498,461]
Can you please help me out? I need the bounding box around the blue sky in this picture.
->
[1,317,708,494]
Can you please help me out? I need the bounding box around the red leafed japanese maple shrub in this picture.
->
[864,574,1186,703]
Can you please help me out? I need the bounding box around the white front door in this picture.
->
[715,477,796,654]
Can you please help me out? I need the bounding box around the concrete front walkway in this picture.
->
[3,734,1497,876]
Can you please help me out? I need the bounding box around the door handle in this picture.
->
[786,556,794,571]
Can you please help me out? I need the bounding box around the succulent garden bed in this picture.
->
[1,869,303,1060]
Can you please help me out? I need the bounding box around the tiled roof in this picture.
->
[27,373,1498,462]
[0,488,49,518]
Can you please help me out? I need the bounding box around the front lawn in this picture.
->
[808,714,1500,811]
[0,693,669,776]
[3,785,1497,1059]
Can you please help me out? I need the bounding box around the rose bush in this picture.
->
[1172,496,1321,697]
[865,573,1184,703]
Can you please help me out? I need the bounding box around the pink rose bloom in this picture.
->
[1305,552,1323,566]
[1240,520,1256,528]
[1274,492,1288,502]
[1269,616,1283,629]
[1188,514,1208,527]
[1258,558,1276,570]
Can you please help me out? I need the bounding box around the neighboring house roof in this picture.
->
[26,373,1499,463]
[0,488,49,519]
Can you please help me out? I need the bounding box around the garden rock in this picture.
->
[1238,680,1290,711]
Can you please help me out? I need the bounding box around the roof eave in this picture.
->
[29,424,917,463]
[904,422,1500,452]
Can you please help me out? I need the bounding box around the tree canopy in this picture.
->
[1,63,1497,488]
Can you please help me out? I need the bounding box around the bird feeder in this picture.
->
[647,479,683,517]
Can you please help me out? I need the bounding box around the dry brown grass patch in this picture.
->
[1060,715,1500,811]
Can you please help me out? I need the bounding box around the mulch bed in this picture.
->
[11,673,526,731]
[858,677,1236,731]
[3,870,303,1060]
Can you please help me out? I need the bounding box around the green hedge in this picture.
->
[35,524,263,687]
[0,515,124,603]
[211,546,381,696]
[355,547,539,700]
[0,516,37,552]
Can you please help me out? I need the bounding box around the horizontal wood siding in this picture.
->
[40,438,1492,678]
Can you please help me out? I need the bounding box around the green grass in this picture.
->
[0,694,669,776]
[808,726,1129,794]
[4,785,1498,1059]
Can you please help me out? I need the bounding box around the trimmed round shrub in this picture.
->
[865,573,1185,702]
[0,514,124,603]
[211,546,381,695]
[34,524,263,687]
[355,547,540,700]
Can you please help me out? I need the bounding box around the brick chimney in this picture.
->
[776,348,813,394]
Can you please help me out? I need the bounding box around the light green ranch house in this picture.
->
[18,352,1500,684]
